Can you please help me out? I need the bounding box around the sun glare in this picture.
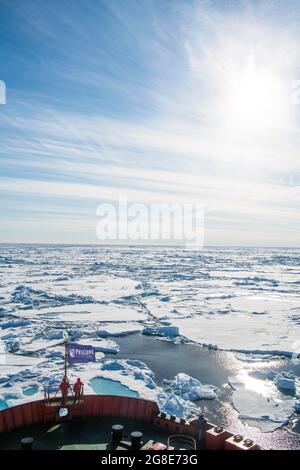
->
[224,52,289,133]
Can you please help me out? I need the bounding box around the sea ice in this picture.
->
[101,359,156,390]
[142,325,179,337]
[97,324,142,337]
[231,387,295,432]
[75,338,119,354]
[19,303,145,323]
[91,359,158,400]
[248,370,297,394]
[274,375,296,393]
[1,245,300,433]
[35,275,139,303]
[229,370,297,433]
[163,373,217,401]
[1,319,31,329]
[157,392,198,419]
[19,338,67,354]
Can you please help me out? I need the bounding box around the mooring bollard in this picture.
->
[111,424,124,443]
[21,437,34,450]
[131,431,143,450]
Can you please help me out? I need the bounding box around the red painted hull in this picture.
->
[0,395,260,450]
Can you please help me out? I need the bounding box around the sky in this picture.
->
[0,0,300,245]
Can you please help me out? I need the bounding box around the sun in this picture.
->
[224,52,288,134]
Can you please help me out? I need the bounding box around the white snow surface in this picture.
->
[157,392,199,419]
[231,386,295,432]
[142,326,179,337]
[1,245,300,427]
[163,373,217,401]
[248,369,298,394]
[229,359,299,432]
[75,338,120,354]
[20,303,146,323]
[1,246,300,356]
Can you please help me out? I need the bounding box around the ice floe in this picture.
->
[248,369,297,394]
[34,275,139,303]
[231,386,295,432]
[274,375,296,393]
[157,392,198,419]
[1,245,300,433]
[75,338,120,354]
[97,323,143,337]
[10,284,94,308]
[163,373,217,401]
[229,367,299,432]
[19,303,146,323]
[142,325,179,337]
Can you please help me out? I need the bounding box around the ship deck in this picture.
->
[0,395,264,450]
[0,416,182,451]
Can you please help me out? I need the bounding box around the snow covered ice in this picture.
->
[163,373,217,401]
[142,325,179,337]
[231,386,295,433]
[157,392,199,419]
[229,362,300,432]
[0,245,300,432]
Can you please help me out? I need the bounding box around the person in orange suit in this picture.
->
[59,376,70,405]
[73,378,84,403]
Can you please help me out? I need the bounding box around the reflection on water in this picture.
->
[238,370,278,398]
[113,334,300,450]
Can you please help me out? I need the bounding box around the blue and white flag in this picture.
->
[67,343,96,364]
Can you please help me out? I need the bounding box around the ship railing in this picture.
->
[167,434,197,450]
[43,385,84,406]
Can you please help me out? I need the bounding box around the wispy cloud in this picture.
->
[0,0,299,244]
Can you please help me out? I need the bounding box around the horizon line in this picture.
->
[0,242,299,249]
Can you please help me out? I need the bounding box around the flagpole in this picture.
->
[64,340,68,379]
